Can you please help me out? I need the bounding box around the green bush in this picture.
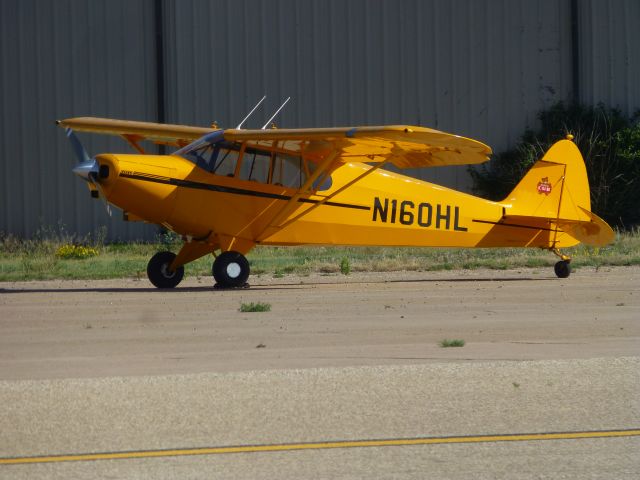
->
[469,103,640,229]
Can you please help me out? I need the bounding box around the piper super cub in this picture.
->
[57,107,614,288]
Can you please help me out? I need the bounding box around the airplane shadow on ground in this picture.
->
[0,285,302,294]
[0,275,552,294]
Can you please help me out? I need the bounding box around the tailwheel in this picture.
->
[147,251,185,288]
[550,248,571,278]
[212,251,250,288]
[554,260,571,278]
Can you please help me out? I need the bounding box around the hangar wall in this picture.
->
[0,0,159,241]
[1,0,638,241]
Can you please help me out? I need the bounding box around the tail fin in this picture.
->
[503,138,614,247]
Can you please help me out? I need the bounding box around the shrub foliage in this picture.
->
[469,103,640,229]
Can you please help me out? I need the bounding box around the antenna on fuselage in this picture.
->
[261,97,291,129]
[235,95,266,129]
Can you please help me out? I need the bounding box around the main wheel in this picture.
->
[147,251,184,288]
[212,251,250,288]
[554,260,571,278]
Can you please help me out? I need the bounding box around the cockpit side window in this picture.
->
[212,147,240,177]
[239,148,273,182]
[272,153,305,188]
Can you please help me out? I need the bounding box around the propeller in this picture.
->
[63,126,112,216]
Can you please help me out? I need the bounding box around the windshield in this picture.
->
[174,131,226,171]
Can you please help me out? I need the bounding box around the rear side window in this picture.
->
[272,153,305,188]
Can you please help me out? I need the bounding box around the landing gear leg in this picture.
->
[551,248,571,278]
[212,251,250,288]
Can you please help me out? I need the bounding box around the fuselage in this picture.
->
[92,152,576,252]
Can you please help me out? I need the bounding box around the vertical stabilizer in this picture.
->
[504,138,591,223]
[501,138,614,247]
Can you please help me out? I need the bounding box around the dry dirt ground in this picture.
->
[0,266,638,379]
[1,266,639,479]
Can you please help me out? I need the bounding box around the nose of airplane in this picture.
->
[93,154,118,182]
[72,158,99,180]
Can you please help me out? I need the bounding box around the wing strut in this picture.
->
[255,149,341,241]
[122,134,147,154]
[256,146,403,242]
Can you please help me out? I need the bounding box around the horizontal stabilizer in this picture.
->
[557,208,615,247]
[504,208,614,248]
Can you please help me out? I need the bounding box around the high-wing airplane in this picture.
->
[57,115,614,288]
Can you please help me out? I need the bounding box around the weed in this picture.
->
[156,230,182,251]
[340,257,351,275]
[240,302,272,312]
[440,339,465,348]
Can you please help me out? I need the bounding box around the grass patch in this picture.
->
[440,339,466,348]
[240,302,272,312]
[1,228,639,282]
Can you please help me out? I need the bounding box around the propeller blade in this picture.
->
[62,126,111,215]
[98,189,112,216]
[93,180,112,217]
[65,128,91,164]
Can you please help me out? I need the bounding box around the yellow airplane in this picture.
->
[57,116,614,288]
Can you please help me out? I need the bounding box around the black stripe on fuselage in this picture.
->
[472,219,558,232]
[119,172,371,211]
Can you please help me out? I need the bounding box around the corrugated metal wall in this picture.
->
[1,0,638,240]
[0,0,159,240]
[578,0,640,114]
[161,0,574,187]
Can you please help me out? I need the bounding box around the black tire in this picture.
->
[212,251,250,288]
[554,260,571,278]
[147,251,184,288]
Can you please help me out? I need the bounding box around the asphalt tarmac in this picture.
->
[1,266,639,479]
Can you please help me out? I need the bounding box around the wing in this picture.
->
[224,125,492,168]
[56,117,215,148]
[57,118,491,168]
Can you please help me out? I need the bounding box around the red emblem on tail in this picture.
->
[537,177,552,195]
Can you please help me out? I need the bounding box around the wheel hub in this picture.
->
[226,262,241,279]
[161,263,176,279]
